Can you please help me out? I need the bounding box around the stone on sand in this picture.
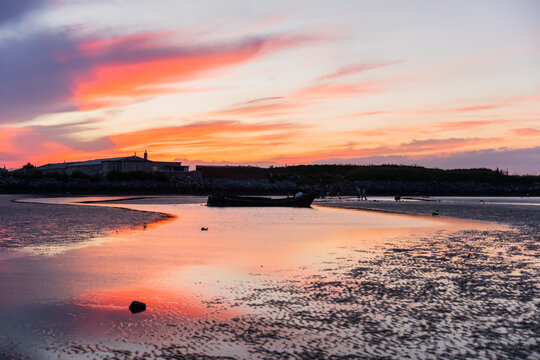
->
[129,301,146,314]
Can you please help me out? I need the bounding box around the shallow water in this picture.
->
[319,195,540,206]
[0,196,519,359]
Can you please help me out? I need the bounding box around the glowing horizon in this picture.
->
[1,1,539,173]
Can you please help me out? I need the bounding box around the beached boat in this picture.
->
[207,192,317,207]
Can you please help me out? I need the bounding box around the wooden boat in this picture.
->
[207,192,317,207]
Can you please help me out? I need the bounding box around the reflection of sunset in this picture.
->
[18,200,501,301]
[0,196,520,358]
[74,286,234,320]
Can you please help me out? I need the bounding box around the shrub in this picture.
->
[106,170,169,182]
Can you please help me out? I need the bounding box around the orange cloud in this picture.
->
[1,120,304,168]
[109,121,303,161]
[74,33,315,110]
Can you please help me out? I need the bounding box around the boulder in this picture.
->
[129,301,146,314]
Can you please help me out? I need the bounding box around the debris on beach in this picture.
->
[129,301,146,314]
[201,227,208,231]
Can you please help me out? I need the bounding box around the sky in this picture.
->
[1,0,539,173]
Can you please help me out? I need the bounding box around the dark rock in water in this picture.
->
[129,301,146,314]
[432,212,439,216]
[201,227,208,231]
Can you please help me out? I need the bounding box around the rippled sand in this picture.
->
[0,196,538,359]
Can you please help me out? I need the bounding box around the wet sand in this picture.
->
[317,197,540,227]
[0,195,171,256]
[0,196,538,359]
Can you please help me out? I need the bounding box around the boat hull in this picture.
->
[207,193,317,207]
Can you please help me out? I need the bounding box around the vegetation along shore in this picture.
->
[1,164,539,196]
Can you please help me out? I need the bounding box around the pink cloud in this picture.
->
[293,82,382,98]
[436,105,499,113]
[432,119,511,131]
[511,128,540,136]
[0,29,318,123]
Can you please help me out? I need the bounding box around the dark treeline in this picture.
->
[1,164,539,196]
[269,165,539,185]
[268,165,540,196]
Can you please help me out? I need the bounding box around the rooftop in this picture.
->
[38,156,147,169]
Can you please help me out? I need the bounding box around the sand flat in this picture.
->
[0,196,538,359]
[0,195,171,256]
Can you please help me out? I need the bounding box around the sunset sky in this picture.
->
[1,0,539,173]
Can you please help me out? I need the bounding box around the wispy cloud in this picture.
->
[395,137,497,153]
[511,128,540,136]
[200,81,383,121]
[236,97,285,105]
[317,61,400,81]
[0,118,305,168]
[431,119,511,131]
[352,104,500,117]
[346,120,510,139]
[351,95,540,118]
[269,136,500,165]
[208,98,298,118]
[203,61,401,120]
[110,120,303,154]
[292,82,382,99]
[29,119,115,152]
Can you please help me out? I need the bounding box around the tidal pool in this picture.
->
[0,196,513,359]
